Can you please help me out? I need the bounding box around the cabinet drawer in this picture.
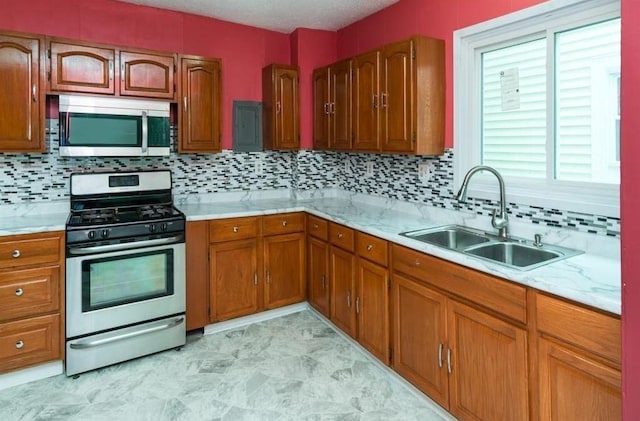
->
[536,293,620,365]
[0,267,60,322]
[0,314,61,372]
[307,215,328,241]
[209,217,260,242]
[329,223,355,252]
[357,232,388,266]
[392,244,527,323]
[0,234,61,270]
[263,212,305,236]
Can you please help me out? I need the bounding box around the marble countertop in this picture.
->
[0,192,621,315]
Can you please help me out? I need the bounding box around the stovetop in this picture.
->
[67,204,183,227]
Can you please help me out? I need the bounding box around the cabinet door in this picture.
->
[356,259,389,364]
[329,59,352,150]
[312,67,329,149]
[274,66,299,149]
[179,57,221,153]
[308,237,330,317]
[447,300,529,421]
[210,239,259,321]
[49,41,115,94]
[120,51,175,99]
[392,274,449,408]
[0,33,44,152]
[381,39,413,153]
[538,338,621,420]
[330,246,356,338]
[185,221,209,330]
[352,50,380,151]
[264,233,306,309]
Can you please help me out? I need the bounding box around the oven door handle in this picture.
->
[67,236,183,256]
[69,317,184,350]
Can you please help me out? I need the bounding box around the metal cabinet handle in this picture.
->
[447,348,452,374]
[233,226,239,233]
[32,84,37,102]
[414,260,420,267]
[109,60,113,81]
[438,343,443,368]
[121,62,125,82]
[15,288,23,297]
[337,233,343,239]
[372,94,378,109]
[183,96,187,111]
[254,272,258,286]
[366,244,373,251]
[282,220,288,227]
[276,101,281,113]
[324,103,329,114]
[321,274,326,289]
[355,297,360,314]
[266,270,271,284]
[381,92,388,108]
[330,102,335,114]
[12,250,20,258]
[313,224,319,229]
[347,290,351,307]
[15,340,24,349]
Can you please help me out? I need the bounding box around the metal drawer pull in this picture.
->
[313,224,319,229]
[415,260,420,267]
[355,297,360,314]
[337,233,343,239]
[266,270,271,284]
[366,244,373,251]
[183,96,187,111]
[15,288,24,297]
[438,343,443,368]
[12,250,20,258]
[254,272,258,286]
[321,274,326,289]
[372,94,378,109]
[15,340,24,349]
[282,220,288,227]
[32,84,37,102]
[233,226,239,233]
[347,290,351,307]
[447,348,452,374]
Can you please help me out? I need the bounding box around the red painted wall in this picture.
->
[0,0,291,150]
[336,0,546,149]
[291,29,337,149]
[621,0,639,417]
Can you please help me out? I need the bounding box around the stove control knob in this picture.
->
[88,231,96,240]
[149,224,157,233]
[161,223,168,232]
[101,229,109,239]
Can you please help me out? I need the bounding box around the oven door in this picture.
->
[66,242,185,338]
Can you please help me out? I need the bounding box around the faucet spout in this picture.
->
[456,165,509,239]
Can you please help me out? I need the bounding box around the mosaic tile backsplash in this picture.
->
[0,120,620,237]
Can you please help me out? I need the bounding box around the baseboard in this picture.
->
[0,360,63,391]
[204,302,309,335]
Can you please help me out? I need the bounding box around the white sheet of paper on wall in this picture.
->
[500,68,520,111]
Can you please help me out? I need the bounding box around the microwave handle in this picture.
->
[141,110,148,154]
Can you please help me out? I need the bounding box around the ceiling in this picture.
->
[116,0,400,34]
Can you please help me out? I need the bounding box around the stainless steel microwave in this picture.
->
[58,95,171,157]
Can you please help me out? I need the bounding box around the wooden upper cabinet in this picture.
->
[49,41,115,94]
[329,59,352,150]
[179,56,222,153]
[381,39,412,153]
[0,32,45,152]
[119,50,175,99]
[352,50,380,152]
[263,64,300,150]
[312,66,330,150]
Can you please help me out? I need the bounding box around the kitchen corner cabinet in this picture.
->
[262,64,300,150]
[535,293,621,420]
[307,215,330,316]
[179,56,222,153]
[49,39,176,99]
[391,244,528,421]
[0,32,46,152]
[0,231,64,373]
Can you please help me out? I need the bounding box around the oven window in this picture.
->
[81,249,174,312]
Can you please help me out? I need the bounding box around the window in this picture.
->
[454,0,620,217]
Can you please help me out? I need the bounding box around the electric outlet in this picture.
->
[365,161,374,177]
[418,163,433,182]
[255,159,264,175]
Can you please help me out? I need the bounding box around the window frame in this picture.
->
[453,0,620,218]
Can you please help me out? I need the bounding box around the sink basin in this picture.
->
[401,225,490,250]
[465,242,561,269]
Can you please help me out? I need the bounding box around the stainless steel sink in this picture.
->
[400,225,583,271]
[401,225,490,250]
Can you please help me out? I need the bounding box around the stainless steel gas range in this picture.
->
[64,170,186,376]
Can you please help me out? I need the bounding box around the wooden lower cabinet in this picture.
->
[264,233,305,309]
[209,239,259,321]
[391,272,528,421]
[356,258,389,364]
[307,236,330,317]
[185,221,209,330]
[538,338,621,420]
[330,246,357,337]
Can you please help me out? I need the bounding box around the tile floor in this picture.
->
[0,310,456,420]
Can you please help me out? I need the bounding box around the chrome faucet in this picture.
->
[456,165,509,239]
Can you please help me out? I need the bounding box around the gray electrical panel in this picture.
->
[232,101,262,152]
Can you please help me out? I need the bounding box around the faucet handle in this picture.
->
[534,234,543,247]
